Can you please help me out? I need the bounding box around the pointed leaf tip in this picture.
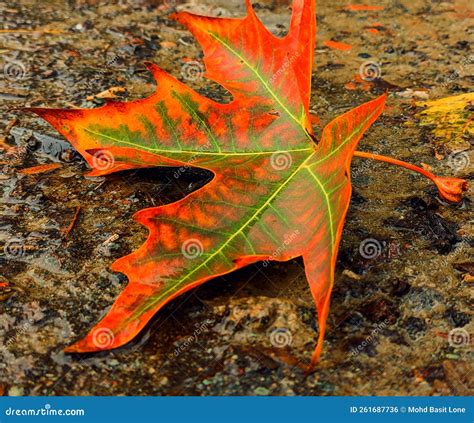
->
[144,62,164,81]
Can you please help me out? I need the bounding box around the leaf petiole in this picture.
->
[353,151,468,203]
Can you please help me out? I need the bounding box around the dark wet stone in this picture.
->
[350,191,367,206]
[360,297,400,324]
[83,20,94,30]
[373,78,401,92]
[454,40,470,50]
[259,315,271,327]
[386,197,460,254]
[41,69,57,79]
[391,279,411,297]
[60,150,76,163]
[416,365,445,383]
[402,316,427,339]
[345,335,378,357]
[318,380,336,393]
[134,44,157,60]
[407,197,428,211]
[11,128,80,164]
[358,52,371,58]
[403,287,444,312]
[383,329,409,346]
[324,62,345,70]
[338,312,365,330]
[453,262,474,274]
[444,308,470,328]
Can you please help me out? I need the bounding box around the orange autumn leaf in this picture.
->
[27,0,466,368]
[366,28,380,35]
[345,74,374,91]
[323,40,353,51]
[19,163,62,175]
[343,4,384,11]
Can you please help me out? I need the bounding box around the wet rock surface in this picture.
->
[0,0,472,395]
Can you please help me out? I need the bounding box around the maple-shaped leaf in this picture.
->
[29,0,466,367]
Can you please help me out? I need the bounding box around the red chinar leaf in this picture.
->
[28,0,467,368]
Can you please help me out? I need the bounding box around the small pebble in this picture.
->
[8,386,24,396]
[254,387,270,396]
